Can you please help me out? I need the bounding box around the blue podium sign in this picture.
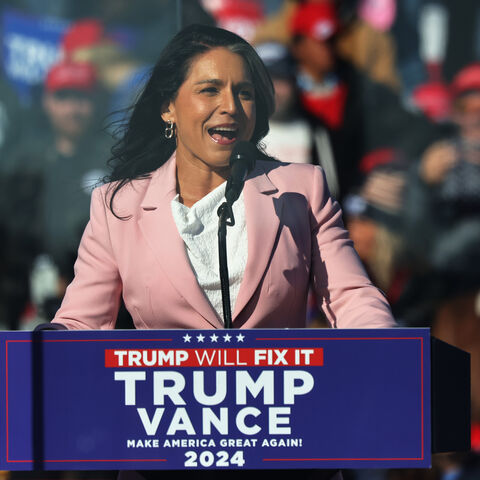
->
[0,328,430,470]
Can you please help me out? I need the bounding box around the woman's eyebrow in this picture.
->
[194,78,254,88]
[194,78,222,86]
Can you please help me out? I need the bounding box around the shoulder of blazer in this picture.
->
[256,160,328,197]
[92,174,155,222]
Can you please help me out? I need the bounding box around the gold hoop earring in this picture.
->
[165,120,174,139]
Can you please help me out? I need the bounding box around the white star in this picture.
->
[210,334,219,342]
[236,333,245,342]
[223,333,232,342]
[183,334,192,343]
[196,334,205,343]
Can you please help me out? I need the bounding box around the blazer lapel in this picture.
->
[233,164,283,320]
[137,154,223,328]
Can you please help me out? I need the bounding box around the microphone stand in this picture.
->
[217,201,235,329]
[217,141,256,328]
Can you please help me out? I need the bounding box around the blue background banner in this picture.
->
[1,8,67,105]
[0,328,431,470]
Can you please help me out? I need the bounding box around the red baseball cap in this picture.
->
[411,81,451,122]
[451,63,480,98]
[45,60,97,92]
[62,19,105,56]
[290,2,340,41]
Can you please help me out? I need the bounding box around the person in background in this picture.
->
[288,1,437,200]
[254,0,403,93]
[336,0,402,92]
[342,148,410,308]
[2,59,111,327]
[255,41,312,164]
[405,62,480,279]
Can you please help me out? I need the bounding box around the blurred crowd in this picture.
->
[0,1,480,479]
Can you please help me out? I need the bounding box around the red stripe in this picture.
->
[263,457,422,461]
[105,347,324,368]
[7,458,167,463]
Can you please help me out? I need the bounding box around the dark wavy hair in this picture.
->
[106,24,275,215]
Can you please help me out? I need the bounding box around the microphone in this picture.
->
[225,141,257,205]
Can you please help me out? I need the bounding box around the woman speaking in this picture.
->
[49,24,395,332]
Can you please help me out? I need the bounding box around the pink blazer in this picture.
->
[53,153,396,330]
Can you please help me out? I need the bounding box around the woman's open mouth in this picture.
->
[208,125,238,145]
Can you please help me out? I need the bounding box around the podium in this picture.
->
[0,328,469,471]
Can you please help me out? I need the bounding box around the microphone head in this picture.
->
[230,141,257,173]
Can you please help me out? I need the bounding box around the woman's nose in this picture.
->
[220,90,237,115]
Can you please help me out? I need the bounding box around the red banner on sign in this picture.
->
[105,348,324,368]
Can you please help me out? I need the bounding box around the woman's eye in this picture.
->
[201,87,218,94]
[240,90,254,100]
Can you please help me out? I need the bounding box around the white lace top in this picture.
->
[171,182,247,323]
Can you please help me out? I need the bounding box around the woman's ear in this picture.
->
[161,101,176,124]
